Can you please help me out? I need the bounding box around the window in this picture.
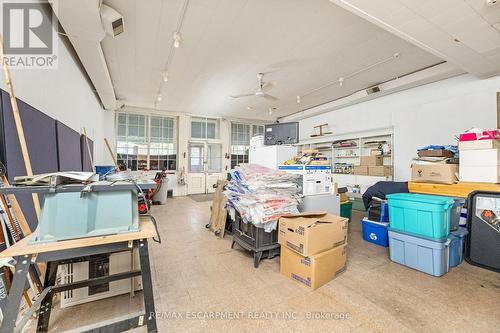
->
[230,123,264,169]
[116,113,177,171]
[191,117,219,139]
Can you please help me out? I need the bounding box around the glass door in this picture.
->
[187,142,223,194]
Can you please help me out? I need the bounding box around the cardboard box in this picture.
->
[370,149,382,156]
[353,165,368,175]
[280,244,347,290]
[460,149,500,166]
[411,163,458,184]
[278,211,348,256]
[459,165,500,183]
[368,166,393,177]
[459,139,500,151]
[360,156,383,166]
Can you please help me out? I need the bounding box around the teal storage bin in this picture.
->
[387,193,454,240]
[388,229,450,277]
[32,190,139,243]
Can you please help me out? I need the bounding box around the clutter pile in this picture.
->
[411,144,459,184]
[224,164,302,232]
[283,149,330,165]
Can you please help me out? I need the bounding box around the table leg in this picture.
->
[36,261,58,333]
[138,239,157,333]
[0,254,32,333]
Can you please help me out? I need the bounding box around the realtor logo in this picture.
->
[1,1,57,68]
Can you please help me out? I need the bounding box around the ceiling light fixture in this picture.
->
[173,32,182,48]
[162,72,169,82]
[156,94,162,102]
[297,52,401,102]
[247,106,253,110]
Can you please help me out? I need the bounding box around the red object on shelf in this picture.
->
[459,129,500,141]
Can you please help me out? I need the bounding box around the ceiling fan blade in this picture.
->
[262,94,279,101]
[230,93,255,99]
[262,81,276,92]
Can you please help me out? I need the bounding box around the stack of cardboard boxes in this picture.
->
[459,130,500,183]
[278,212,348,290]
[353,156,393,177]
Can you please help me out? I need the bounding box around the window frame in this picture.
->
[230,122,264,169]
[116,112,178,171]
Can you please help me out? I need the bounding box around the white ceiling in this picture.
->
[98,0,443,120]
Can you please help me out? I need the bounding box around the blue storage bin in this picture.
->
[96,166,116,180]
[388,229,450,277]
[449,228,468,267]
[362,218,389,247]
[387,193,454,240]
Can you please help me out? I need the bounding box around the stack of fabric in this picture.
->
[224,164,302,232]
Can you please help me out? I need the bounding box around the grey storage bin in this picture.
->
[388,229,450,277]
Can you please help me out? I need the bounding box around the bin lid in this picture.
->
[386,193,454,206]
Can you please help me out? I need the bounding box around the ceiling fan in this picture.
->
[230,73,278,101]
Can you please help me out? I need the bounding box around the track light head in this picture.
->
[173,32,182,48]
[162,72,169,82]
[296,95,301,104]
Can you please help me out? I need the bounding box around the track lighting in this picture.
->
[162,72,169,82]
[156,94,162,102]
[296,95,301,104]
[173,32,182,48]
[338,77,344,87]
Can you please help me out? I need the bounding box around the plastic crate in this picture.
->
[449,228,468,267]
[387,193,454,240]
[361,218,389,247]
[340,201,352,222]
[231,212,279,268]
[388,229,450,277]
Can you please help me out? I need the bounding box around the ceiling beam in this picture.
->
[331,0,500,79]
[49,0,118,110]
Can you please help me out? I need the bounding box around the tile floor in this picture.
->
[25,197,500,332]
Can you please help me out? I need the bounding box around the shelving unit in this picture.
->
[296,128,394,198]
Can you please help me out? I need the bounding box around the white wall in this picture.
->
[287,74,499,181]
[0,36,115,165]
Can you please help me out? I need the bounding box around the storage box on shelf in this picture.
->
[458,130,500,184]
[278,165,332,196]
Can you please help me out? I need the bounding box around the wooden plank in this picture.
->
[104,138,119,169]
[82,127,95,173]
[0,34,42,219]
[0,217,157,258]
[408,181,500,198]
[2,176,31,236]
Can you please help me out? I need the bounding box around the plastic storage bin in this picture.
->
[361,218,389,247]
[387,193,454,240]
[449,197,465,231]
[449,229,468,267]
[388,229,450,277]
[340,201,352,222]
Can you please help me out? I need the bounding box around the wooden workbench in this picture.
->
[0,216,157,258]
[0,216,159,333]
[408,181,500,198]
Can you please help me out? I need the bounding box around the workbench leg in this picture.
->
[138,239,157,333]
[36,261,58,333]
[0,254,32,333]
